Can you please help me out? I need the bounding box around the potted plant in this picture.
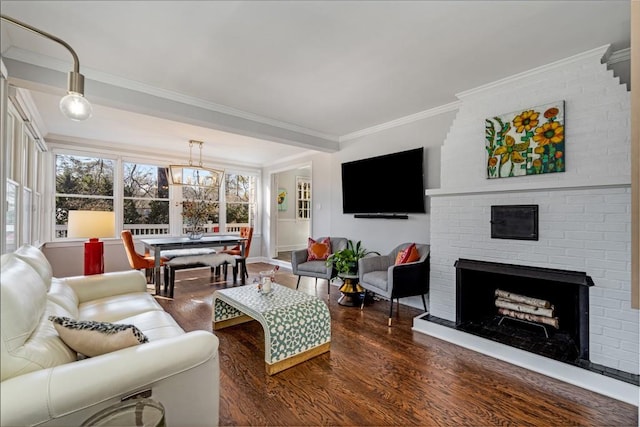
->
[326,240,379,276]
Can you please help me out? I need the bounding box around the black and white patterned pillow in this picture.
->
[49,316,148,357]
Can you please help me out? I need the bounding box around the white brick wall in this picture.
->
[429,46,638,375]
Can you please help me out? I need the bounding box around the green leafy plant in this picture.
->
[326,240,379,275]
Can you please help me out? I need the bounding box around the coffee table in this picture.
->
[212,283,331,375]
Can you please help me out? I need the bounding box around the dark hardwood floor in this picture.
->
[154,262,638,427]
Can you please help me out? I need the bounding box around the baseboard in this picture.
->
[276,245,305,252]
[256,257,291,271]
[412,314,639,406]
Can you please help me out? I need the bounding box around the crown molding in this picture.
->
[3,47,339,143]
[340,100,461,142]
[457,45,612,99]
[608,47,631,65]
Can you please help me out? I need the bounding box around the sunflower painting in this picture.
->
[485,101,565,179]
[277,188,287,211]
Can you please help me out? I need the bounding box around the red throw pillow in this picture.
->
[307,237,331,261]
[395,243,420,265]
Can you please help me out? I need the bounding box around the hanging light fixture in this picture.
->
[169,140,224,187]
[1,14,92,121]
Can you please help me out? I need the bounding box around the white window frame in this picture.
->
[296,176,311,220]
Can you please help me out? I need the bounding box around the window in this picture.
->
[296,177,311,220]
[22,187,32,244]
[3,98,46,249]
[55,154,114,238]
[6,180,18,252]
[123,162,170,236]
[225,174,256,232]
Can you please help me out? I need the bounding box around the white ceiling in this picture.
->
[0,1,631,167]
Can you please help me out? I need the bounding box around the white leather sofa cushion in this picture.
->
[78,292,165,323]
[118,311,185,341]
[60,270,149,303]
[14,243,54,291]
[47,279,80,318]
[1,255,76,381]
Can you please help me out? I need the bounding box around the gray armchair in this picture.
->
[291,237,348,294]
[358,243,430,326]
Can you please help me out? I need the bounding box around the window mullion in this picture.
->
[114,158,124,235]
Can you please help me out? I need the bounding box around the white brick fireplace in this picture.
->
[414,45,638,404]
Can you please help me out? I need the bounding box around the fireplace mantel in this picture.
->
[425,176,630,197]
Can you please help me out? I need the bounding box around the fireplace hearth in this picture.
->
[455,259,593,364]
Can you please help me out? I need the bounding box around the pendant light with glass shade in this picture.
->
[1,14,92,121]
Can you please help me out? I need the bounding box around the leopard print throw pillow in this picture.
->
[49,316,148,357]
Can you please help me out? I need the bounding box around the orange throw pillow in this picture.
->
[307,237,331,261]
[395,243,420,265]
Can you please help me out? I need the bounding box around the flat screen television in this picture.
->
[341,147,426,216]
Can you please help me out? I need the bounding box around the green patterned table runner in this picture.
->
[213,283,331,365]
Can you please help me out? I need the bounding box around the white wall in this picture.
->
[275,168,311,252]
[264,111,455,307]
[428,45,638,375]
[262,152,333,260]
[330,111,456,255]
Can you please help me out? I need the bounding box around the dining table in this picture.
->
[140,235,247,294]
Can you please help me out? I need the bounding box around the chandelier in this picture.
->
[169,140,224,187]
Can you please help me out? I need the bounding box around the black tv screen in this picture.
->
[341,147,426,214]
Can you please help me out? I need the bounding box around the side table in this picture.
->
[337,273,365,307]
[81,398,165,427]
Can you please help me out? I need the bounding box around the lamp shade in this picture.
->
[67,211,115,238]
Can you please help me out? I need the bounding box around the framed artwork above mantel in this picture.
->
[485,100,565,179]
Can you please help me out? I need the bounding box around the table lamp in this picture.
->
[67,210,115,275]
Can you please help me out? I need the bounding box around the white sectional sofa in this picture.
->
[1,245,220,427]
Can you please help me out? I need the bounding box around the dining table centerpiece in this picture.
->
[181,197,216,240]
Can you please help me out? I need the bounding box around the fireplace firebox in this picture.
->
[455,259,593,363]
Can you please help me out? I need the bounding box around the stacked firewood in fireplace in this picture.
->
[494,289,559,329]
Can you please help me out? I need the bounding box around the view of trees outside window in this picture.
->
[53,152,259,238]
[55,154,114,237]
[123,162,170,235]
[226,174,256,227]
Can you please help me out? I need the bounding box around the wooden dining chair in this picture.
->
[121,230,169,286]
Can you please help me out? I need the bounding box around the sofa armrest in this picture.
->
[0,331,219,427]
[60,270,148,303]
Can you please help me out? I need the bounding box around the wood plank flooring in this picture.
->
[154,262,638,426]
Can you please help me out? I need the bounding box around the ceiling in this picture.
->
[0,1,631,167]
